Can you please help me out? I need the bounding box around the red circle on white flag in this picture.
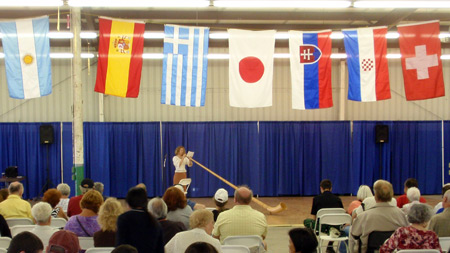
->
[239,56,265,83]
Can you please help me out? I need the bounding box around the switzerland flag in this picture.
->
[397,21,445,100]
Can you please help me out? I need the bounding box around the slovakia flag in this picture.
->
[289,30,333,110]
[343,27,391,102]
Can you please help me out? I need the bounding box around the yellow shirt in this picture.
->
[0,194,32,219]
[212,205,268,243]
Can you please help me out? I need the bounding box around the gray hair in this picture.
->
[444,189,450,203]
[148,197,168,219]
[407,187,421,202]
[31,202,52,223]
[357,185,373,201]
[94,182,104,194]
[57,183,71,196]
[407,203,432,224]
[8,182,23,194]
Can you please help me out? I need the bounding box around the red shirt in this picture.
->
[67,194,83,217]
[396,194,426,208]
[380,226,441,253]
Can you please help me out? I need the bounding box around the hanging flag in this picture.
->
[94,17,145,98]
[343,27,391,102]
[289,30,333,110]
[397,21,445,100]
[161,25,210,107]
[229,29,276,108]
[0,16,52,99]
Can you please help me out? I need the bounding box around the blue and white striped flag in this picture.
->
[0,16,52,99]
[161,25,209,107]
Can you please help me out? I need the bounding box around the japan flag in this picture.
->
[228,29,276,108]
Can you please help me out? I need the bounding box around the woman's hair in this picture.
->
[174,146,185,155]
[57,183,71,197]
[407,187,421,202]
[163,187,187,211]
[8,231,43,253]
[31,202,53,223]
[288,228,318,253]
[98,197,123,232]
[357,185,373,201]
[0,188,9,202]
[189,209,213,229]
[185,242,218,253]
[80,190,104,214]
[407,203,433,224]
[125,187,157,226]
[43,188,62,208]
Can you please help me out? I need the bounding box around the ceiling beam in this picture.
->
[375,8,417,29]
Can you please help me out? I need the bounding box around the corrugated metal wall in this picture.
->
[0,47,449,122]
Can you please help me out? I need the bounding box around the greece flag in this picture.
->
[0,16,52,99]
[161,25,209,107]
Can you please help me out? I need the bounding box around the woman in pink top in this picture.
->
[348,185,373,215]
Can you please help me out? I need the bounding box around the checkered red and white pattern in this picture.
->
[361,58,374,71]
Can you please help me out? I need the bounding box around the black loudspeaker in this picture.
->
[375,125,389,143]
[5,166,18,178]
[40,125,54,144]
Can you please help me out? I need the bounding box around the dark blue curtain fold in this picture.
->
[444,121,450,185]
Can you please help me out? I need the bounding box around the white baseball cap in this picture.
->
[214,188,228,203]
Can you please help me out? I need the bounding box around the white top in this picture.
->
[173,156,190,173]
[433,202,443,214]
[164,228,222,253]
[57,198,69,213]
[30,225,59,249]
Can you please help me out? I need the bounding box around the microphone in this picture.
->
[163,154,168,168]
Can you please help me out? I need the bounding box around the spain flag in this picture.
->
[95,17,145,98]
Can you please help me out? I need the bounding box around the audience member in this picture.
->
[64,189,103,237]
[94,182,106,200]
[0,182,32,219]
[67,178,94,217]
[351,180,408,253]
[396,178,426,208]
[30,202,59,249]
[402,187,421,214]
[56,183,70,213]
[0,214,11,237]
[116,187,164,253]
[288,228,318,253]
[213,186,268,243]
[94,197,123,247]
[7,231,43,253]
[43,189,68,220]
[0,188,9,202]
[348,185,372,215]
[148,197,186,245]
[111,245,138,253]
[213,188,229,221]
[135,183,147,191]
[428,189,450,237]
[165,209,221,253]
[173,184,206,210]
[380,204,441,253]
[46,230,81,253]
[433,183,450,214]
[163,186,193,229]
[310,179,343,219]
[184,242,219,253]
[353,195,397,219]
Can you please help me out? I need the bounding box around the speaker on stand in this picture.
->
[39,125,54,197]
[375,125,389,180]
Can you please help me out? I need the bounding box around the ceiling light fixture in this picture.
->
[354,1,450,8]
[0,0,63,7]
[214,0,351,8]
[68,0,209,7]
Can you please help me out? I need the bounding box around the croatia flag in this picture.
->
[343,27,391,102]
[289,30,333,110]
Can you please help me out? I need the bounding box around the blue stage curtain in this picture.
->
[351,121,442,195]
[84,122,162,198]
[444,121,450,185]
[0,123,62,199]
[259,121,351,196]
[162,122,259,197]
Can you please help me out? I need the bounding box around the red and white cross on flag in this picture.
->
[397,21,445,100]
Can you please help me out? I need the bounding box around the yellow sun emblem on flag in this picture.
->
[113,36,131,54]
[23,54,34,65]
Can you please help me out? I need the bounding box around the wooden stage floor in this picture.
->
[190,195,443,226]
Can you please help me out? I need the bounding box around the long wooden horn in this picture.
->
[189,157,287,214]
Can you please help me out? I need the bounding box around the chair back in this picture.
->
[50,218,67,228]
[367,231,394,253]
[222,245,251,253]
[223,235,264,253]
[439,237,450,253]
[179,178,192,193]
[319,213,352,227]
[78,237,95,250]
[5,218,34,227]
[0,237,11,249]
[397,250,440,253]
[314,208,346,232]
[85,247,115,253]
[0,248,6,253]
[10,225,35,237]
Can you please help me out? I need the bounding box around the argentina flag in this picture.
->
[161,25,209,107]
[0,16,52,99]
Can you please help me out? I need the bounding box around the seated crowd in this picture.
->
[0,177,448,253]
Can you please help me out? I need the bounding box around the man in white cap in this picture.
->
[213,188,229,221]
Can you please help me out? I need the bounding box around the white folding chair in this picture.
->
[10,225,35,237]
[85,247,115,253]
[221,245,251,253]
[179,178,192,193]
[50,218,67,228]
[5,218,34,227]
[397,250,440,253]
[0,237,11,249]
[314,208,346,234]
[439,237,450,253]
[223,235,265,253]
[317,213,352,253]
[0,248,6,253]
[78,237,95,250]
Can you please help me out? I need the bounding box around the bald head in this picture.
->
[373,180,393,202]
[443,189,450,208]
[234,186,252,205]
[8,182,23,196]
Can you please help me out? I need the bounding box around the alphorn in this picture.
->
[189,157,287,214]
